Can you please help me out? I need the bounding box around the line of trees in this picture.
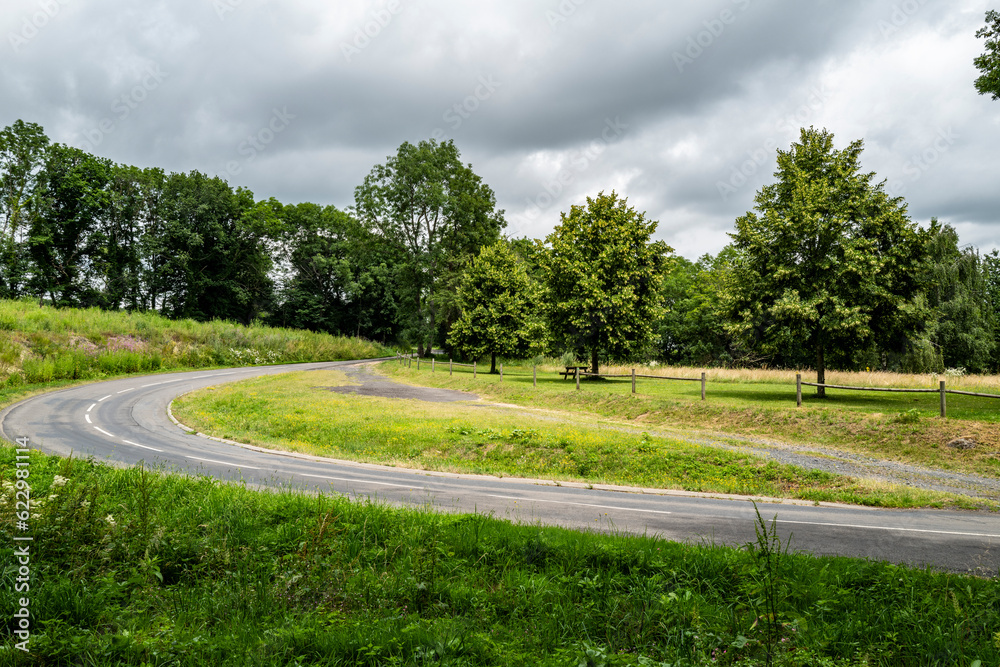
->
[4,118,999,377]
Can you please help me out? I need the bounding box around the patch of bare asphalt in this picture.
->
[338,363,1000,501]
[319,364,479,403]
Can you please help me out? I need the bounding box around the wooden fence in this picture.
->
[795,373,1000,418]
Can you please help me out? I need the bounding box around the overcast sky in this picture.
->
[2,0,997,259]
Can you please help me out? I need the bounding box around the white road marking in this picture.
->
[185,455,260,470]
[776,519,1000,539]
[94,427,116,438]
[142,378,184,387]
[116,388,135,394]
[122,440,163,453]
[85,414,92,424]
[486,494,673,516]
[300,473,413,488]
[87,403,96,412]
[98,395,112,402]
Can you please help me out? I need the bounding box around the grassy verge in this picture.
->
[382,361,1000,481]
[0,299,390,409]
[172,370,980,509]
[2,448,999,666]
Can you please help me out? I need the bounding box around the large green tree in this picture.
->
[448,241,547,373]
[0,120,48,298]
[726,128,927,396]
[920,221,997,373]
[353,139,505,355]
[150,171,277,324]
[975,9,1000,100]
[28,144,111,307]
[543,191,669,375]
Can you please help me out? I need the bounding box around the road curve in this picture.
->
[2,359,999,574]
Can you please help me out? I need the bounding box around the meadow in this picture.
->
[172,369,983,509]
[1,447,998,666]
[380,359,1000,481]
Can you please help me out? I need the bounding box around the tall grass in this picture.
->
[2,448,998,666]
[0,299,389,390]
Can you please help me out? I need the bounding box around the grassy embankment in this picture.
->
[377,360,1000,482]
[173,370,985,509]
[0,299,389,411]
[2,448,999,666]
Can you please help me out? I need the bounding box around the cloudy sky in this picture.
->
[2,0,997,259]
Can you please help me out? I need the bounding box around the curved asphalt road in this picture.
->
[2,359,1000,574]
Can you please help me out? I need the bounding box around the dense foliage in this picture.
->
[3,118,999,374]
[447,241,546,373]
[543,191,669,374]
[726,128,927,392]
[974,9,1000,100]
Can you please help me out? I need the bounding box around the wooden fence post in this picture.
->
[575,367,580,391]
[631,368,636,394]
[417,358,420,370]
[796,374,802,407]
[940,380,947,418]
[450,359,453,376]
[701,372,706,401]
[533,364,537,388]
[500,364,503,382]
[431,358,435,373]
[473,361,476,379]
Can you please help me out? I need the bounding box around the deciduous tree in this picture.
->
[353,139,505,355]
[975,9,1000,100]
[726,128,927,396]
[448,241,547,372]
[543,191,669,375]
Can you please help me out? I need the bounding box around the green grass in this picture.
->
[2,447,999,666]
[172,370,982,509]
[382,361,1000,481]
[0,299,390,401]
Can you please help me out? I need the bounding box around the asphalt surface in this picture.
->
[2,359,1000,575]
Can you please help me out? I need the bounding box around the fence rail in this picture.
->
[396,354,1000,418]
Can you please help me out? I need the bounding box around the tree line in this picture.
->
[3,118,999,379]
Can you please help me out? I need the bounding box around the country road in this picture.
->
[2,359,999,574]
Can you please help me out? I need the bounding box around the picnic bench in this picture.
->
[560,365,589,379]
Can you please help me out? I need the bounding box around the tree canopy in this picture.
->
[448,241,547,373]
[353,139,505,355]
[726,127,927,395]
[975,9,1000,100]
[543,191,669,375]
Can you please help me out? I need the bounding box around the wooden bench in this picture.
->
[559,365,589,379]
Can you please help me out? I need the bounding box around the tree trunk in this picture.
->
[591,348,599,377]
[816,343,826,399]
[490,351,497,374]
